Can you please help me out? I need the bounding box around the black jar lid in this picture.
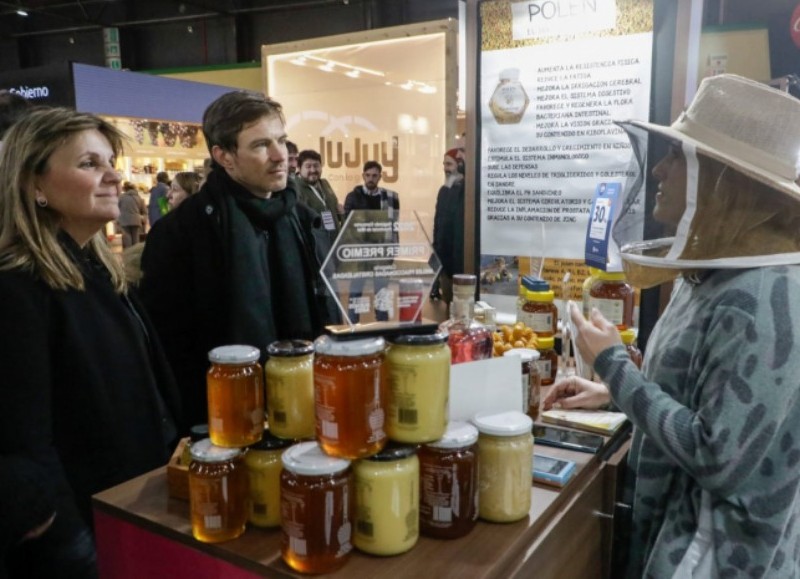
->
[267,340,314,357]
[363,443,417,462]
[387,331,447,346]
[248,429,295,451]
[189,424,209,443]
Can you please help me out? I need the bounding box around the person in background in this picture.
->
[117,181,146,248]
[432,148,466,305]
[140,91,339,430]
[0,90,33,147]
[343,160,400,322]
[0,108,180,578]
[286,140,299,176]
[198,158,213,189]
[147,171,169,228]
[167,171,200,210]
[295,149,341,243]
[544,75,800,577]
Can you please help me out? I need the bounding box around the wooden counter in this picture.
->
[93,425,630,579]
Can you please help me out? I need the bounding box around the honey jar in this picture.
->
[207,345,264,448]
[188,439,249,543]
[620,328,643,368]
[313,335,387,459]
[535,336,558,386]
[244,429,294,528]
[353,444,419,556]
[520,279,558,337]
[265,340,315,440]
[503,348,542,420]
[280,442,353,574]
[419,421,479,539]
[472,411,533,523]
[588,270,634,329]
[385,332,450,444]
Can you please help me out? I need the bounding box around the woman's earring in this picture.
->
[35,196,48,208]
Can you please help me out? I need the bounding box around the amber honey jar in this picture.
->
[535,336,558,386]
[207,345,264,448]
[313,335,387,459]
[280,442,353,574]
[419,421,479,539]
[353,444,419,556]
[244,429,294,528]
[385,332,450,444]
[188,439,249,543]
[519,279,558,337]
[265,340,315,440]
[588,270,634,329]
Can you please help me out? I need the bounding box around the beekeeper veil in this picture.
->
[610,74,800,289]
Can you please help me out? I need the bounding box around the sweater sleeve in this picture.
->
[594,277,800,497]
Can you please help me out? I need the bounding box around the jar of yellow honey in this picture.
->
[265,340,315,440]
[244,429,294,528]
[207,345,264,448]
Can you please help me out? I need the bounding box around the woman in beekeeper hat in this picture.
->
[545,74,800,578]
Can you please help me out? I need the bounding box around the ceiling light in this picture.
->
[16,9,28,16]
[345,70,360,78]
[417,84,437,94]
[290,56,307,66]
[400,81,414,91]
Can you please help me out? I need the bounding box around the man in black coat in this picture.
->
[140,91,339,430]
[432,148,466,305]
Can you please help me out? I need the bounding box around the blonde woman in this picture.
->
[0,108,180,578]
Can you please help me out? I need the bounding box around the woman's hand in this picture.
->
[570,301,622,367]
[543,376,611,410]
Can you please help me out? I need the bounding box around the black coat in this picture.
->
[139,171,340,431]
[433,179,465,276]
[0,237,180,578]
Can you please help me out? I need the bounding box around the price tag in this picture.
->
[584,182,621,270]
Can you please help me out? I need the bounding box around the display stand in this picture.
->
[93,406,630,579]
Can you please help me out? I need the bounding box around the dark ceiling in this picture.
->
[0,0,359,38]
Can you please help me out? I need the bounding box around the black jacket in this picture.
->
[433,179,465,276]
[0,237,180,578]
[139,170,340,430]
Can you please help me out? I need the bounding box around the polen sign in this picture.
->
[791,3,800,48]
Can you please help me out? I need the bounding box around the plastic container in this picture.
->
[588,270,635,330]
[503,348,542,420]
[520,280,558,337]
[244,429,294,528]
[313,335,387,459]
[419,422,479,539]
[188,439,249,543]
[207,345,264,448]
[280,442,353,574]
[353,444,419,556]
[472,411,533,523]
[535,336,558,386]
[620,328,643,368]
[265,340,315,440]
[385,332,450,443]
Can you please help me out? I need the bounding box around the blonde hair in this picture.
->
[0,107,128,292]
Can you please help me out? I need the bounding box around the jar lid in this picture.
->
[522,277,549,292]
[426,421,479,449]
[267,340,314,357]
[595,270,626,281]
[472,411,532,437]
[314,335,385,356]
[282,441,350,475]
[208,344,260,364]
[387,331,447,346]
[525,289,554,302]
[619,328,636,345]
[189,438,243,463]
[189,423,209,443]
[537,336,555,349]
[248,429,294,451]
[363,443,417,462]
[503,348,541,363]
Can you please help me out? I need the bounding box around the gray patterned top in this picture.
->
[595,266,800,578]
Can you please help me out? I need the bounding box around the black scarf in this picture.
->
[206,170,318,356]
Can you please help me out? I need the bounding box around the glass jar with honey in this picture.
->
[419,421,479,539]
[353,444,419,556]
[503,348,542,420]
[313,335,387,459]
[535,336,558,386]
[280,442,353,574]
[520,279,558,337]
[385,332,450,444]
[265,340,315,440]
[472,411,533,523]
[207,345,264,448]
[588,269,635,329]
[244,429,294,528]
[188,438,249,543]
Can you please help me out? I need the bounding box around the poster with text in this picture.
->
[479,0,653,314]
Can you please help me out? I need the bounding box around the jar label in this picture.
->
[491,84,527,115]
[518,311,553,333]
[589,297,624,325]
[536,359,551,377]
